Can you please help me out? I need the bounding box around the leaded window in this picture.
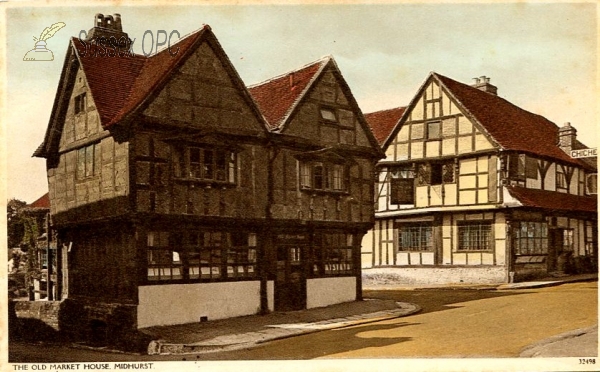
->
[147,230,257,282]
[174,147,236,184]
[398,224,433,252]
[300,162,347,192]
[76,143,96,179]
[513,221,548,255]
[313,233,354,276]
[457,222,492,252]
[390,167,415,204]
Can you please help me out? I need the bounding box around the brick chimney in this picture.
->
[471,75,498,95]
[85,13,131,49]
[558,122,577,153]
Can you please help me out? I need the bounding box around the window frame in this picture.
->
[417,161,455,186]
[76,143,96,180]
[512,221,549,256]
[457,221,493,252]
[300,161,348,193]
[146,230,258,283]
[319,107,338,124]
[174,146,237,185]
[397,223,433,252]
[312,232,354,277]
[389,166,415,205]
[74,93,86,115]
[426,121,442,140]
[556,165,569,190]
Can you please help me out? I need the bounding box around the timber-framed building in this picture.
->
[363,73,597,284]
[33,14,381,343]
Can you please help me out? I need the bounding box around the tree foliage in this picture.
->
[7,198,27,249]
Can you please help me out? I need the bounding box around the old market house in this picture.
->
[33,14,382,344]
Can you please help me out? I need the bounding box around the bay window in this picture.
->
[300,162,347,192]
[174,146,236,184]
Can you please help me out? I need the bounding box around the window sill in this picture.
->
[455,250,493,253]
[174,178,236,188]
[300,187,349,196]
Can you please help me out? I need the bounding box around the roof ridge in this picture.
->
[147,26,208,58]
[435,72,561,130]
[247,55,331,89]
[364,106,406,116]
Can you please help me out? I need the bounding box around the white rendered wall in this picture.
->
[137,281,262,328]
[306,277,356,309]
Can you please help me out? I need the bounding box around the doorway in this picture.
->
[274,243,307,311]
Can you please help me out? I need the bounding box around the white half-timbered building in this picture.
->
[363,73,597,284]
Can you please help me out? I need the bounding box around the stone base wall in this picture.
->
[14,301,61,330]
[58,298,149,351]
[11,299,151,352]
[362,266,508,286]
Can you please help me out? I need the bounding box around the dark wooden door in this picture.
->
[275,245,306,311]
[548,229,564,272]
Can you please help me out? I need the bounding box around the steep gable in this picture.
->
[142,37,266,135]
[250,57,381,152]
[35,26,268,159]
[383,75,496,162]
[248,59,325,131]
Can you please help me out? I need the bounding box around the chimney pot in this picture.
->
[473,77,481,84]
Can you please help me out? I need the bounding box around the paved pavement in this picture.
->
[140,273,596,356]
[520,325,598,357]
[143,300,421,355]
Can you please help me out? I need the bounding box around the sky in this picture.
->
[2,1,598,203]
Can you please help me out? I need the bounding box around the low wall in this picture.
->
[138,281,262,328]
[13,301,61,330]
[306,277,356,308]
[363,266,507,286]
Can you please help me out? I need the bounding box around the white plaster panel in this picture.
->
[460,158,477,174]
[459,190,476,205]
[481,253,494,265]
[421,252,435,265]
[453,253,467,265]
[397,253,409,265]
[467,253,482,265]
[306,277,356,309]
[137,281,261,328]
[409,252,421,265]
[444,184,457,206]
[411,141,424,158]
[430,185,443,206]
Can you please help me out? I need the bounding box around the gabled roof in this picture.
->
[382,72,591,168]
[74,30,203,127]
[248,56,383,155]
[506,186,597,213]
[364,107,406,145]
[35,25,268,158]
[248,57,328,130]
[28,193,50,209]
[435,73,588,167]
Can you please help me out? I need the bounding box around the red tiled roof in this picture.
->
[506,186,597,213]
[435,73,588,168]
[28,193,50,209]
[248,58,327,130]
[73,27,206,127]
[364,107,406,145]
